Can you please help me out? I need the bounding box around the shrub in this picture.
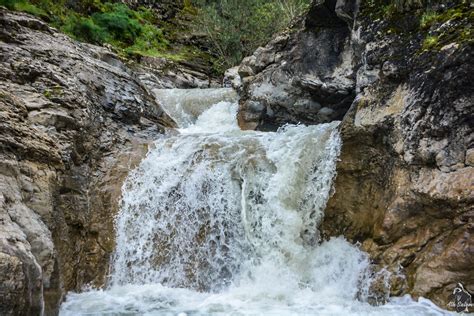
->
[92,3,142,45]
[63,15,107,44]
[125,24,169,56]
[60,2,169,55]
[420,10,439,29]
[422,35,438,50]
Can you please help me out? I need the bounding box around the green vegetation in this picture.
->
[0,0,169,58]
[419,4,472,29]
[0,0,47,17]
[422,35,438,50]
[0,0,311,73]
[64,4,169,57]
[360,0,472,53]
[419,2,473,51]
[420,10,438,29]
[191,0,311,71]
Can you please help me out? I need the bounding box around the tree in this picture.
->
[191,0,311,71]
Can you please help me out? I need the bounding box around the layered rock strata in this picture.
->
[237,0,473,308]
[0,8,175,315]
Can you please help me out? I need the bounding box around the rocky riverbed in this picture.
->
[0,0,473,314]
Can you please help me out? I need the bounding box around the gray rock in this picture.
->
[223,66,242,90]
[322,0,474,310]
[466,148,474,166]
[237,0,355,130]
[335,0,358,23]
[235,0,474,310]
[0,8,175,315]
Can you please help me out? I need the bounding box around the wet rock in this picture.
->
[223,66,242,90]
[0,8,175,315]
[237,0,355,130]
[321,1,473,310]
[235,0,474,309]
[134,56,220,89]
[335,0,358,23]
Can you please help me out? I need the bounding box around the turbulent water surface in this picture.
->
[60,89,451,315]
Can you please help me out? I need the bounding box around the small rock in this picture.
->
[223,66,242,90]
[465,148,474,166]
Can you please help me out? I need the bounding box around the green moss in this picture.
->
[419,2,474,52]
[52,85,63,94]
[422,35,438,50]
[420,10,438,29]
[419,4,471,30]
[43,90,52,99]
[459,27,472,42]
[43,85,63,99]
[359,1,474,53]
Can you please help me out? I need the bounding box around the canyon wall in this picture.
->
[0,0,472,313]
[0,8,176,315]
[236,0,473,308]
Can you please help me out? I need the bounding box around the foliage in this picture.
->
[2,0,313,73]
[0,0,47,17]
[419,4,471,29]
[62,15,107,44]
[360,0,473,54]
[2,0,169,57]
[419,2,473,51]
[422,35,438,50]
[420,10,438,29]
[190,0,311,71]
[125,24,169,56]
[92,4,142,45]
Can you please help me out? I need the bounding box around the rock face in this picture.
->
[237,0,473,309]
[133,56,221,90]
[323,2,474,307]
[0,8,175,315]
[237,0,356,130]
[121,0,221,89]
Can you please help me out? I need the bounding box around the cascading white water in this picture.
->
[111,103,343,293]
[60,89,451,316]
[152,88,238,128]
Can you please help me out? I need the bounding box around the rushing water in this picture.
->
[60,89,452,315]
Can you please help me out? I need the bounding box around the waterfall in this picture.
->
[111,99,344,292]
[60,89,451,316]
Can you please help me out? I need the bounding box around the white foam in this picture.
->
[60,89,453,316]
[61,239,452,315]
